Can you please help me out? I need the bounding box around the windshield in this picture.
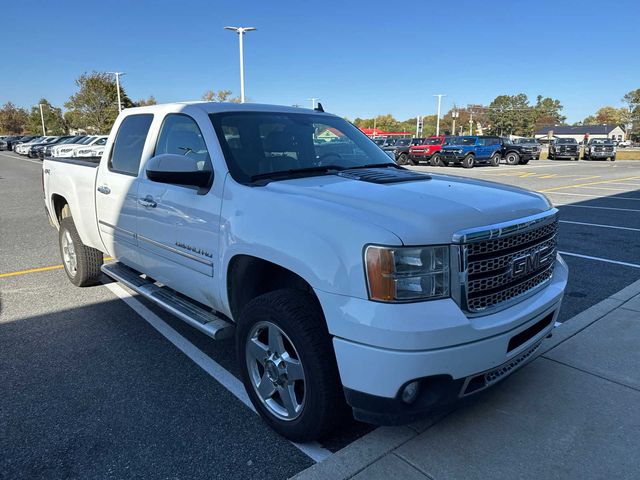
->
[590,139,613,145]
[79,136,95,145]
[395,139,410,146]
[447,136,476,146]
[514,138,538,144]
[210,112,395,183]
[423,137,442,145]
[557,138,577,144]
[373,138,385,146]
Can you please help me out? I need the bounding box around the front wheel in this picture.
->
[397,153,409,165]
[461,154,475,168]
[237,289,347,442]
[610,156,616,162]
[58,217,104,287]
[519,158,530,165]
[489,153,501,167]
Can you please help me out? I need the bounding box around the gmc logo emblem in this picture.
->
[510,245,554,278]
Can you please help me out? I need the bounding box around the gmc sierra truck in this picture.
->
[43,102,567,441]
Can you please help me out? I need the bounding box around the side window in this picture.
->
[476,138,486,146]
[109,114,153,175]
[155,114,211,171]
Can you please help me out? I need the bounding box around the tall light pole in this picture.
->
[38,104,46,135]
[451,109,459,137]
[308,97,319,109]
[224,26,257,103]
[108,72,125,112]
[433,94,446,136]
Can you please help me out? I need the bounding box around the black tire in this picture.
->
[397,153,409,165]
[505,151,520,165]
[519,158,530,165]
[440,156,449,167]
[430,154,442,167]
[534,156,540,160]
[548,152,554,160]
[610,156,616,162]
[58,216,103,287]
[461,154,475,168]
[489,152,501,167]
[237,289,347,442]
[405,154,416,166]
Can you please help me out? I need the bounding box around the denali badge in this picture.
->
[509,245,554,278]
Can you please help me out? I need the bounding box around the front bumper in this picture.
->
[553,150,578,158]
[588,151,614,158]
[318,255,568,424]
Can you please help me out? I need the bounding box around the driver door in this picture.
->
[136,113,221,307]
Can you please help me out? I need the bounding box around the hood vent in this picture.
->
[337,168,431,184]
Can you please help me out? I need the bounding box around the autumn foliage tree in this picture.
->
[0,102,29,134]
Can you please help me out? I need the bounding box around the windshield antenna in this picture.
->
[314,102,325,113]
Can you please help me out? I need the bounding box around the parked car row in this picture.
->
[547,138,617,161]
[375,135,542,168]
[1,134,108,159]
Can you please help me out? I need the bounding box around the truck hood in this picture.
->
[262,171,551,245]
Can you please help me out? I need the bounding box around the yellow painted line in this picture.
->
[537,174,558,179]
[0,257,113,278]
[539,176,640,193]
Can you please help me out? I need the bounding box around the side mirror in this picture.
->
[146,153,213,190]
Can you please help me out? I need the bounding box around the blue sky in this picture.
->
[1,0,638,123]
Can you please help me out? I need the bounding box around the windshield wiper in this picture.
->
[250,164,346,183]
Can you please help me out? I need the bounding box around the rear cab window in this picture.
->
[108,114,154,176]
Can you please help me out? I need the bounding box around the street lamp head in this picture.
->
[224,26,256,33]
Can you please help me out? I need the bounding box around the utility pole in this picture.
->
[224,26,257,103]
[433,94,446,136]
[308,97,319,109]
[415,116,421,137]
[108,72,126,112]
[451,109,459,137]
[469,111,474,135]
[38,104,46,135]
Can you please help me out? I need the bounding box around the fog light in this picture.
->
[401,381,420,404]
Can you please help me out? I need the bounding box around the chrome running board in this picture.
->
[102,262,234,340]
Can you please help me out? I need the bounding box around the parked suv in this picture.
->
[548,138,579,160]
[384,137,423,165]
[409,136,447,166]
[439,136,502,168]
[583,138,616,161]
[511,138,541,160]
[500,137,541,165]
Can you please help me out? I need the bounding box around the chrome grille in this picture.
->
[455,212,558,314]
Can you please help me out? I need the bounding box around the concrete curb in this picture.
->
[292,278,640,480]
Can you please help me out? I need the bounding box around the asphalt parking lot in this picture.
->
[1,151,639,479]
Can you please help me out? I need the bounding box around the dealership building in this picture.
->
[534,124,626,143]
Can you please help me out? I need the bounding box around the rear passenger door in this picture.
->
[95,114,154,272]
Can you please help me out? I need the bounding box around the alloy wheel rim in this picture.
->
[61,229,77,276]
[246,321,306,421]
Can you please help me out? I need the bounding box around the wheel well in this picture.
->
[51,194,71,221]
[227,255,317,319]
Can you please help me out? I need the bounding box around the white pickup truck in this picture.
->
[43,102,568,441]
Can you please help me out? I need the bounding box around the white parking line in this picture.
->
[547,192,640,201]
[555,204,640,213]
[558,251,640,269]
[104,282,332,463]
[559,220,640,233]
[0,152,42,165]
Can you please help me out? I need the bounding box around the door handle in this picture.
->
[138,196,157,208]
[97,185,111,195]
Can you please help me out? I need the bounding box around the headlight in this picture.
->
[365,245,450,302]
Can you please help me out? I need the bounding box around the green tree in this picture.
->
[0,102,29,134]
[594,106,630,125]
[532,96,565,131]
[441,105,490,136]
[64,71,133,134]
[26,99,67,135]
[202,89,241,103]
[487,94,533,136]
[135,95,157,106]
[623,88,640,139]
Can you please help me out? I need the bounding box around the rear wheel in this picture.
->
[461,154,475,168]
[505,152,520,165]
[430,154,442,167]
[58,216,103,287]
[237,289,347,442]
